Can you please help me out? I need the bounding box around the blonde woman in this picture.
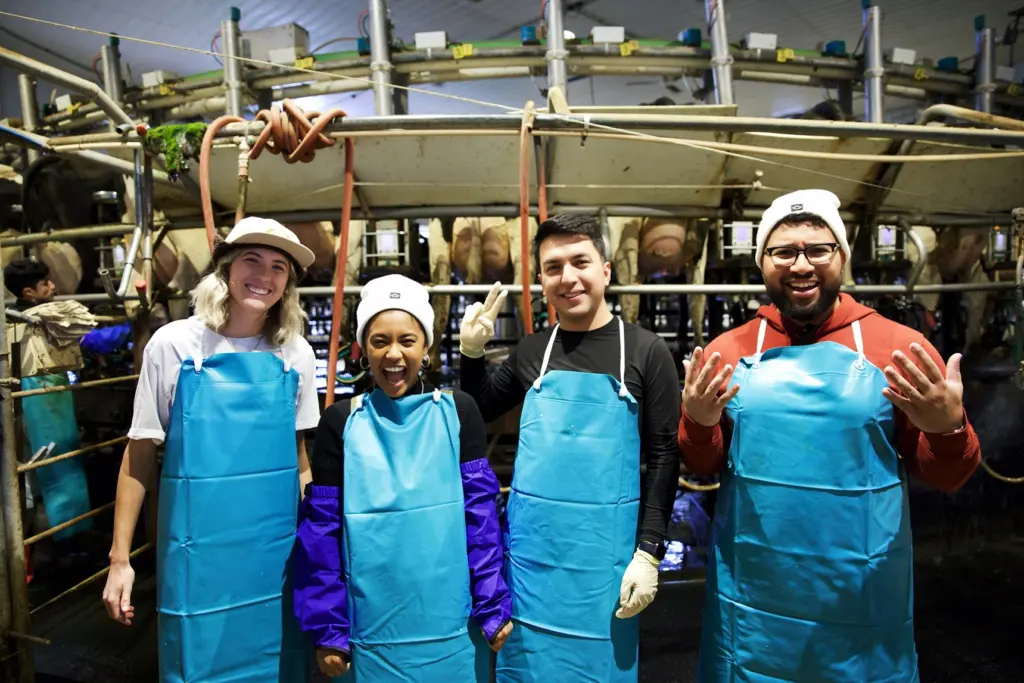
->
[102,217,320,682]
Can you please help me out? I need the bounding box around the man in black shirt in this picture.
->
[460,213,681,683]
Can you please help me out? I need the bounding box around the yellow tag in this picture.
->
[66,102,82,114]
[619,42,633,57]
[1009,83,1022,97]
[775,48,795,62]
[158,83,173,96]
[294,56,315,70]
[913,67,928,81]
[461,43,474,57]
[629,39,640,51]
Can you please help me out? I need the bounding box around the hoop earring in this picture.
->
[358,356,370,371]
[421,355,431,370]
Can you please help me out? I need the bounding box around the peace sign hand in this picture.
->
[882,343,965,434]
[460,281,508,358]
[682,346,739,427]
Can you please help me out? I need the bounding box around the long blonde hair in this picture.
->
[190,248,306,346]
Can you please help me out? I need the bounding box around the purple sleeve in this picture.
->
[293,484,350,653]
[461,457,512,640]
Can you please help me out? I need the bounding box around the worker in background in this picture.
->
[101,217,321,682]
[679,189,982,682]
[3,257,92,577]
[5,258,56,311]
[460,214,682,682]
[294,274,512,680]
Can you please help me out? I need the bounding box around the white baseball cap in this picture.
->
[216,216,316,269]
[755,189,851,270]
[356,274,435,347]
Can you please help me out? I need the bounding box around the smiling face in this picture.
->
[365,310,429,398]
[537,234,612,329]
[761,220,844,324]
[226,247,291,319]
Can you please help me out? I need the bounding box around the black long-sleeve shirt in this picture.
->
[311,381,487,488]
[460,318,682,545]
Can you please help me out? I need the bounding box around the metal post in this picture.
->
[221,7,245,117]
[863,4,885,122]
[546,0,569,97]
[100,36,124,109]
[974,27,996,113]
[17,75,40,166]
[368,0,395,116]
[706,0,735,105]
[0,250,33,683]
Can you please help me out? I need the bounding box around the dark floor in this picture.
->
[19,533,1024,683]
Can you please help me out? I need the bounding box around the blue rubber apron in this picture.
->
[497,317,642,683]
[20,373,93,541]
[698,319,919,683]
[341,387,489,682]
[157,329,310,683]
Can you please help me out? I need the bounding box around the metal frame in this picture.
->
[13,2,1024,132]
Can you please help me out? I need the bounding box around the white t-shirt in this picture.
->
[128,316,320,444]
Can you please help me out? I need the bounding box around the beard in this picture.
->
[765,278,841,324]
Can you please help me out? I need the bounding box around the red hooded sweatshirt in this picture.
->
[678,294,981,492]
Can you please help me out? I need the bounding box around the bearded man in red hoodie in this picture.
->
[679,189,981,683]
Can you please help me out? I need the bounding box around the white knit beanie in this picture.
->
[755,189,851,270]
[356,274,435,347]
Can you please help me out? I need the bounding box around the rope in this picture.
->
[679,476,720,492]
[980,459,1024,484]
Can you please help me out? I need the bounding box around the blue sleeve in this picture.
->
[461,458,512,640]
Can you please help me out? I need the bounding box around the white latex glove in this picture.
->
[459,281,508,358]
[615,549,660,619]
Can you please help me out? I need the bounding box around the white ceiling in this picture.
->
[0,0,1020,120]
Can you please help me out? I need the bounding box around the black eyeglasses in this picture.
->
[764,243,839,267]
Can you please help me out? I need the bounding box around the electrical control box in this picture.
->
[54,93,86,111]
[996,64,1017,83]
[744,32,777,51]
[590,26,626,44]
[722,221,755,259]
[415,31,449,50]
[268,47,306,65]
[141,70,181,88]
[240,23,309,64]
[885,47,916,66]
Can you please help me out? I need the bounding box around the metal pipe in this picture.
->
[100,38,124,129]
[863,5,884,123]
[136,112,1024,146]
[546,0,569,98]
[29,542,154,617]
[6,631,50,647]
[368,0,395,116]
[23,501,116,546]
[43,279,1018,305]
[17,436,130,474]
[975,27,996,114]
[2,224,135,247]
[0,123,173,185]
[17,74,40,166]
[0,45,133,130]
[0,250,33,683]
[11,374,139,399]
[706,0,735,105]
[899,217,927,291]
[222,8,245,117]
[99,151,147,301]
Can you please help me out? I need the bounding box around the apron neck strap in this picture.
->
[851,319,866,368]
[193,325,285,373]
[753,318,768,368]
[752,317,866,369]
[532,318,629,398]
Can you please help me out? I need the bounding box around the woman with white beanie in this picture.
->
[102,217,321,682]
[293,273,512,680]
